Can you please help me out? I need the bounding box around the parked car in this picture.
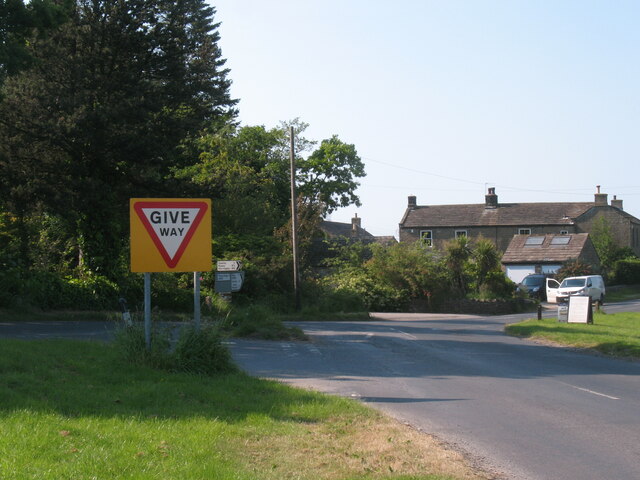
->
[546,275,605,305]
[516,274,552,300]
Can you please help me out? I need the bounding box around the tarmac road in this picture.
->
[230,302,640,480]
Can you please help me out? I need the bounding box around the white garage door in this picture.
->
[506,265,536,283]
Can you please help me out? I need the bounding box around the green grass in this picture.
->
[505,311,640,358]
[0,339,487,480]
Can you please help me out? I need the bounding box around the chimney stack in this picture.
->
[611,195,624,210]
[594,185,608,206]
[408,195,417,209]
[351,213,361,233]
[485,187,498,208]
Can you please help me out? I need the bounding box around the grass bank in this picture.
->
[0,339,489,480]
[505,311,640,359]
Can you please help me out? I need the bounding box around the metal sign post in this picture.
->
[144,272,151,349]
[194,272,201,331]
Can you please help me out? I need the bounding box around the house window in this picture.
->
[455,230,467,238]
[518,228,531,235]
[560,230,568,235]
[420,230,433,247]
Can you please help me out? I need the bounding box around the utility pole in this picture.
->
[290,126,301,310]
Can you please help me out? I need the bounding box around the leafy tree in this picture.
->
[590,217,618,273]
[298,135,365,214]
[0,0,237,275]
[180,120,365,236]
[179,124,291,235]
[589,216,638,275]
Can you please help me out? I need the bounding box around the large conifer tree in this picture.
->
[0,0,237,274]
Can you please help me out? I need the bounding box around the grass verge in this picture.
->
[505,311,640,359]
[0,339,489,480]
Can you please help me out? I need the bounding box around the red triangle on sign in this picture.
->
[133,201,209,268]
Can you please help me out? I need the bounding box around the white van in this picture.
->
[546,275,605,304]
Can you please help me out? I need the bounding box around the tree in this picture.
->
[181,120,366,235]
[0,0,237,275]
[0,0,68,88]
[590,216,631,274]
[178,124,291,235]
[298,135,365,215]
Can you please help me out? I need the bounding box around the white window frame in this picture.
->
[420,230,433,247]
[455,230,467,238]
[518,228,531,235]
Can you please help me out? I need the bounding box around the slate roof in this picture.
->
[320,220,376,240]
[502,233,593,264]
[401,202,594,228]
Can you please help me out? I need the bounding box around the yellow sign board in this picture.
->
[130,198,212,272]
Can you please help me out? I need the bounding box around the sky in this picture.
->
[210,0,640,238]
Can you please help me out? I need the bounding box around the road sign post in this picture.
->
[144,273,151,349]
[194,272,201,331]
[130,199,212,346]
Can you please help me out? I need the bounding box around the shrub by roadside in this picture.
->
[113,323,237,375]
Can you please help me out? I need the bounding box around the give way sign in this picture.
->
[130,198,212,272]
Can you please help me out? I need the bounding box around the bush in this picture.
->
[612,259,640,285]
[173,325,237,375]
[320,269,407,312]
[113,323,237,375]
[478,271,516,300]
[4,270,119,310]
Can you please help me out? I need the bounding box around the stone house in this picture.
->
[399,187,640,256]
[501,233,600,283]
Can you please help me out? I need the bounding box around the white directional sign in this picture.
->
[217,260,242,271]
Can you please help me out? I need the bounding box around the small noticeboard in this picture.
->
[130,198,212,272]
[568,296,593,324]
